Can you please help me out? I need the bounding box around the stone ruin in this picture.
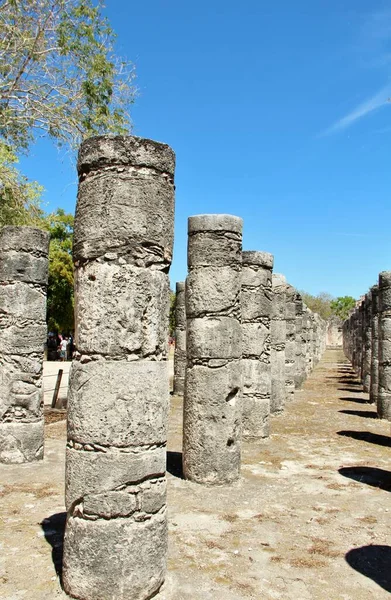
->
[343,271,391,421]
[0,226,49,464]
[0,135,330,600]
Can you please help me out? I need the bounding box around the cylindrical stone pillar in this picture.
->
[270,274,287,414]
[241,251,273,439]
[62,136,175,600]
[183,214,243,485]
[369,285,379,405]
[294,291,306,388]
[0,226,49,463]
[362,292,372,393]
[173,281,186,396]
[377,271,391,421]
[284,284,296,403]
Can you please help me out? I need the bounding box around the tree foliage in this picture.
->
[45,208,74,333]
[0,0,135,154]
[330,296,356,321]
[300,291,333,320]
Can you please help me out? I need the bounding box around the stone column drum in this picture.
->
[270,274,287,414]
[377,271,391,421]
[183,214,243,484]
[0,226,49,463]
[284,283,297,402]
[362,292,372,393]
[294,291,306,388]
[241,251,273,439]
[173,281,186,396]
[369,285,379,405]
[62,136,175,600]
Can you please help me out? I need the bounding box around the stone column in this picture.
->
[173,281,186,396]
[362,292,372,393]
[270,274,287,414]
[284,284,296,402]
[369,285,379,405]
[377,271,391,421]
[0,226,49,464]
[241,251,273,439]
[183,214,242,485]
[62,135,175,600]
[294,291,306,388]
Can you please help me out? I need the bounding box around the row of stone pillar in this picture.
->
[342,271,391,421]
[174,217,327,487]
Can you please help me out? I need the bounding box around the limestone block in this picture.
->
[183,361,241,485]
[242,322,270,358]
[242,397,270,439]
[187,317,242,360]
[242,289,272,321]
[242,359,271,396]
[74,262,169,357]
[67,360,168,447]
[0,281,47,321]
[0,421,44,463]
[63,511,167,600]
[185,266,241,317]
[65,446,166,510]
[0,323,47,355]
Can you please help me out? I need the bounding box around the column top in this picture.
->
[188,214,243,234]
[176,281,185,293]
[78,135,175,177]
[242,250,274,268]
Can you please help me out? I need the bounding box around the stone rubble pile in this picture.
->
[343,271,391,421]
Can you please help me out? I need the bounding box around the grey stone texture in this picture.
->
[271,274,287,414]
[241,251,273,439]
[0,226,49,464]
[362,292,372,393]
[294,291,307,389]
[284,284,297,403]
[378,271,391,420]
[183,214,243,485]
[173,281,186,395]
[62,135,175,600]
[370,285,379,405]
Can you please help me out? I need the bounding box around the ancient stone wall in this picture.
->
[241,251,273,438]
[62,135,175,600]
[183,214,243,484]
[0,226,49,464]
[173,281,186,396]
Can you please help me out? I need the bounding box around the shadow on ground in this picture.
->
[41,512,66,584]
[167,451,184,479]
[345,545,391,593]
[337,431,391,447]
[340,396,374,405]
[339,409,378,419]
[339,466,391,492]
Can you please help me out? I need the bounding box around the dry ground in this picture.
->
[0,349,390,599]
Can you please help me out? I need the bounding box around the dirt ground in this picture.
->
[1,349,390,599]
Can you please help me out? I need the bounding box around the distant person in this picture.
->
[59,337,68,361]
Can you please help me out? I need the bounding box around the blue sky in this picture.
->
[19,0,391,298]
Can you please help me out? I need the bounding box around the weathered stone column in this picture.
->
[284,284,296,403]
[369,285,379,405]
[0,226,49,464]
[294,291,306,388]
[377,271,391,421]
[362,292,372,393]
[183,214,242,484]
[173,281,186,396]
[241,251,273,439]
[270,274,287,414]
[62,136,175,600]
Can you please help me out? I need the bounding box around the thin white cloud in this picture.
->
[321,83,391,136]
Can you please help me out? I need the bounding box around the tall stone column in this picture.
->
[183,214,242,484]
[0,226,49,464]
[284,283,296,402]
[369,285,379,405]
[62,136,175,600]
[270,274,287,414]
[377,271,391,421]
[362,292,372,393]
[241,251,273,439]
[173,281,186,396]
[294,291,306,388]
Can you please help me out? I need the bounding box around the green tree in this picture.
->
[330,296,356,320]
[0,0,135,154]
[45,208,74,333]
[300,291,333,320]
